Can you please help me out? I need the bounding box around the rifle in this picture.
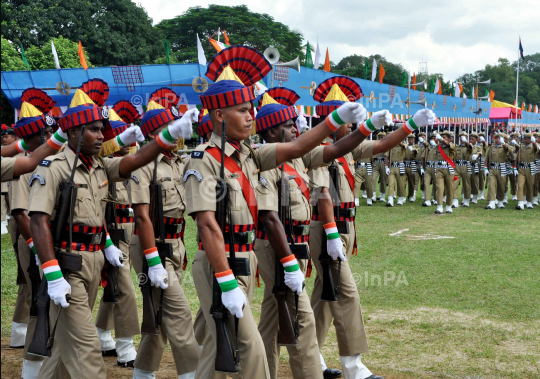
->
[274,130,299,346]
[14,230,26,285]
[28,126,85,357]
[320,132,345,302]
[140,158,173,335]
[28,250,40,317]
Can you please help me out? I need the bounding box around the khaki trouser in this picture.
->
[371,161,387,195]
[508,170,518,196]
[387,166,405,198]
[479,166,486,193]
[436,168,454,206]
[453,165,470,200]
[192,249,270,379]
[423,167,437,201]
[1,194,6,221]
[405,167,417,198]
[517,168,534,202]
[193,308,206,346]
[355,166,373,199]
[535,172,540,196]
[471,170,480,196]
[309,220,369,357]
[23,254,43,362]
[38,250,106,379]
[487,169,507,202]
[9,217,31,325]
[255,239,322,379]
[130,235,200,374]
[95,222,140,338]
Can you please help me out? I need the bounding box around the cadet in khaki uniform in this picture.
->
[129,89,200,379]
[404,134,419,202]
[515,133,539,210]
[415,132,427,200]
[434,131,456,214]
[28,80,169,379]
[386,134,407,207]
[184,49,366,379]
[485,133,515,209]
[469,133,483,204]
[453,131,473,207]
[501,133,516,204]
[310,77,437,379]
[477,132,489,199]
[534,132,540,205]
[95,101,142,367]
[507,132,521,201]
[421,132,439,207]
[355,155,374,206]
[370,132,389,202]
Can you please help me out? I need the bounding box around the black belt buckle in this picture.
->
[290,243,310,260]
[90,233,102,245]
[335,220,349,234]
[348,208,356,218]
[293,224,310,236]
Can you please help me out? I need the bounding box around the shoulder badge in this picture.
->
[183,169,203,182]
[39,160,52,167]
[131,174,140,184]
[170,107,179,117]
[101,106,109,119]
[28,174,46,186]
[45,114,55,126]
[191,151,204,159]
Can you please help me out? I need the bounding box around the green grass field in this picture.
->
[1,193,539,378]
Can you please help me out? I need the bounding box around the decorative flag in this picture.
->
[458,83,463,97]
[323,48,331,72]
[489,90,495,102]
[196,34,207,66]
[475,86,478,99]
[20,44,31,71]
[314,43,321,69]
[528,104,532,112]
[223,30,230,46]
[78,41,88,70]
[454,83,460,97]
[514,100,517,106]
[51,41,61,70]
[364,58,369,80]
[379,63,385,84]
[519,37,524,59]
[463,92,467,99]
[434,78,440,94]
[164,37,170,64]
[451,83,454,97]
[401,71,407,87]
[429,78,435,93]
[305,41,313,68]
[437,79,442,95]
[535,105,538,113]
[371,58,377,81]
[484,89,489,97]
[470,86,475,99]
[521,102,525,111]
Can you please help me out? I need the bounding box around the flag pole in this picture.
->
[515,37,520,134]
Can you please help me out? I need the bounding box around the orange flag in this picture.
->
[521,102,525,111]
[437,79,442,95]
[379,63,385,83]
[458,83,463,95]
[412,73,416,85]
[474,86,478,99]
[323,48,331,72]
[514,100,517,106]
[528,104,532,112]
[78,41,88,70]
[489,90,495,102]
[223,30,230,46]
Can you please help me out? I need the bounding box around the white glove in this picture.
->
[325,223,346,261]
[369,110,394,129]
[104,243,124,267]
[461,136,467,143]
[328,102,365,127]
[420,168,425,175]
[116,125,144,147]
[355,104,367,125]
[167,108,199,140]
[419,137,424,143]
[408,109,436,129]
[408,146,413,151]
[355,197,360,207]
[472,154,478,161]
[284,268,305,296]
[295,114,308,134]
[484,168,489,176]
[499,137,505,145]
[35,254,40,266]
[513,168,518,176]
[222,287,247,318]
[479,136,485,142]
[148,264,169,289]
[385,166,390,175]
[430,140,437,147]
[531,136,536,143]
[511,140,518,146]
[436,134,442,140]
[48,277,71,308]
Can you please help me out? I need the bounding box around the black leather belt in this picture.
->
[312,204,356,218]
[258,222,310,236]
[115,208,133,218]
[60,231,103,245]
[224,230,256,245]
[163,222,185,235]
[373,157,386,162]
[456,160,469,166]
[519,162,533,168]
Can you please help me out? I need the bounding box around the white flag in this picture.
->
[463,92,467,99]
[433,77,440,94]
[454,83,460,97]
[371,58,377,81]
[51,41,61,70]
[314,43,321,70]
[196,34,207,66]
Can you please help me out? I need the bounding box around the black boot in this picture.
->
[323,368,343,378]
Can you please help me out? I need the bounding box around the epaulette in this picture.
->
[39,154,65,167]
[190,142,210,160]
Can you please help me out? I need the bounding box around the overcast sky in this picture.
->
[136,0,539,81]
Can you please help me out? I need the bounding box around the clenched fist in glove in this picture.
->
[461,136,468,143]
[419,137,425,143]
[326,103,367,131]
[511,140,518,146]
[403,109,437,133]
[324,222,346,261]
[385,166,390,175]
[436,133,442,140]
[296,114,308,134]
[216,270,247,318]
[43,260,71,308]
[281,256,304,295]
[158,108,199,147]
[420,168,425,175]
[484,168,489,176]
[115,125,144,148]
[430,140,437,147]
[359,110,393,135]
[408,146,414,151]
[144,247,168,289]
[104,234,124,267]
[479,136,485,142]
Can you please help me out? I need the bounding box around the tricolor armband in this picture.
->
[47,130,67,150]
[114,135,126,149]
[104,234,114,249]
[15,140,30,153]
[27,238,37,255]
[144,247,162,267]
[281,255,300,272]
[358,118,377,136]
[324,222,340,240]
[42,259,63,282]
[325,109,344,132]
[156,128,176,149]
[403,117,419,134]
[215,269,239,292]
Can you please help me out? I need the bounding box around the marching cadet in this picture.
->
[421,132,439,207]
[477,132,489,199]
[508,132,520,201]
[485,133,515,209]
[501,133,516,205]
[416,132,427,200]
[183,47,365,379]
[453,131,473,207]
[434,131,456,214]
[95,101,142,367]
[28,79,179,379]
[310,76,436,379]
[370,132,389,202]
[469,133,483,204]
[534,132,540,205]
[129,88,201,379]
[386,134,407,207]
[515,132,539,210]
[404,133,419,202]
[8,88,58,378]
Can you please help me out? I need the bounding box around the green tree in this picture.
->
[333,54,405,86]
[1,0,162,66]
[155,5,304,65]
[24,36,92,70]
[1,36,26,71]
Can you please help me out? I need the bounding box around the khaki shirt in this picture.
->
[434,143,456,161]
[1,179,8,194]
[130,153,186,219]
[455,144,473,161]
[1,157,17,183]
[517,144,538,163]
[487,145,514,163]
[11,172,32,211]
[114,180,131,206]
[28,147,127,227]
[183,132,277,227]
[389,144,406,162]
[258,147,325,222]
[404,144,417,161]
